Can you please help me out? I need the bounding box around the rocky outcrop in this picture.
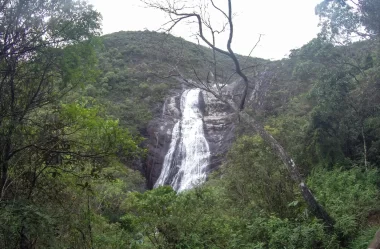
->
[145,70,274,188]
[202,91,235,171]
[145,88,235,188]
[145,94,181,188]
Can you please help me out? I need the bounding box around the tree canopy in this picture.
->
[1,0,380,248]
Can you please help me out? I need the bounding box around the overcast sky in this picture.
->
[87,0,322,60]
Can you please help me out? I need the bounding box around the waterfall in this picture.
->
[154,89,210,192]
[153,121,180,188]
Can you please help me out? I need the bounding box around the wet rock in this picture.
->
[145,88,235,188]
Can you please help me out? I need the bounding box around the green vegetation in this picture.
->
[92,30,261,133]
[0,1,144,248]
[1,0,380,248]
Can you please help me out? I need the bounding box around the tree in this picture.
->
[143,0,335,231]
[289,38,380,169]
[315,1,380,246]
[224,135,296,218]
[316,0,380,43]
[123,186,233,248]
[0,1,128,247]
[0,0,100,200]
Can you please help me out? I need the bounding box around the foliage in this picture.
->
[285,37,380,168]
[349,227,379,249]
[308,167,380,238]
[1,0,380,247]
[91,31,263,133]
[316,0,380,43]
[122,186,233,248]
[95,5,380,248]
[0,1,147,248]
[60,101,141,157]
[93,31,218,132]
[120,179,339,249]
[223,135,296,218]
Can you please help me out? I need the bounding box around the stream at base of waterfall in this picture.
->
[154,89,210,192]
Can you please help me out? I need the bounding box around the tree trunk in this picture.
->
[144,0,335,233]
[361,124,368,169]
[0,161,8,199]
[228,100,335,230]
[0,139,11,200]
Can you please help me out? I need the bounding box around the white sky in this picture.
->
[87,0,322,60]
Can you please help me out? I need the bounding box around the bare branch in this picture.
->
[143,0,335,231]
[210,0,228,19]
[243,34,263,67]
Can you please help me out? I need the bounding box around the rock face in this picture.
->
[202,91,235,172]
[145,88,235,189]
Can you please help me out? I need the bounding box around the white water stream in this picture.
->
[154,89,210,192]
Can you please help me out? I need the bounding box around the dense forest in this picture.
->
[1,0,380,248]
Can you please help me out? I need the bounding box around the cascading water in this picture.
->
[154,121,180,187]
[154,89,210,192]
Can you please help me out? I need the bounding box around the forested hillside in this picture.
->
[90,31,263,134]
[1,0,380,248]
